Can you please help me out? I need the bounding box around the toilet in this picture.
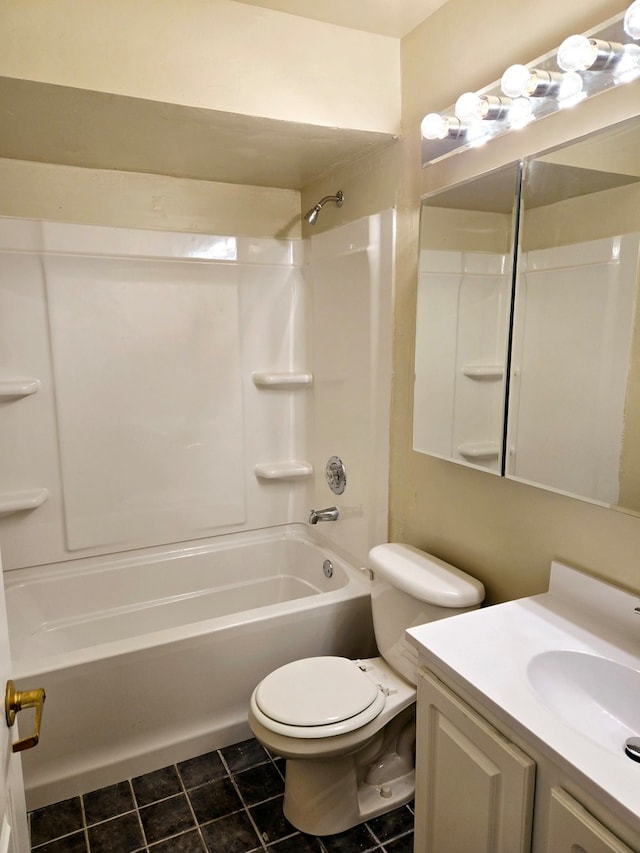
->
[248,542,485,836]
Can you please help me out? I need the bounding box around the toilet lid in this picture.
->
[255,656,380,727]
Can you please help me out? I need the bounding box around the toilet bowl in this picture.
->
[248,543,485,836]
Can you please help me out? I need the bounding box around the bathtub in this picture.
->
[4,525,376,810]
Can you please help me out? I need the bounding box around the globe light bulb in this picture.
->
[455,92,511,123]
[558,34,625,71]
[624,0,640,39]
[455,92,484,122]
[508,97,534,129]
[501,65,533,98]
[466,123,490,147]
[614,42,640,82]
[557,71,585,106]
[421,113,463,140]
[557,35,597,71]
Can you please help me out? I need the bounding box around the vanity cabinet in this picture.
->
[415,668,535,853]
[415,668,639,853]
[545,787,635,853]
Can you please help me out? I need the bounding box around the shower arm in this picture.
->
[315,191,344,210]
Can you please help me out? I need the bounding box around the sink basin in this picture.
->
[527,650,640,754]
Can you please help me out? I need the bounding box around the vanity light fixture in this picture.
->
[421,0,640,166]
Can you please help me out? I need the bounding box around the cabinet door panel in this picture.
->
[547,788,635,853]
[415,669,535,853]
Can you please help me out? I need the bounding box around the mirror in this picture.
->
[414,116,640,514]
[507,118,640,512]
[413,163,520,473]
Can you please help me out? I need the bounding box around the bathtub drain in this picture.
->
[323,560,334,579]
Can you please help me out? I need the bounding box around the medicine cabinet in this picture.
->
[414,114,640,515]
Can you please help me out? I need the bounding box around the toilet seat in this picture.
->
[251,656,387,739]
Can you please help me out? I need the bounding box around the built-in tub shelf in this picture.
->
[461,365,504,381]
[0,378,41,399]
[0,488,49,517]
[254,462,313,480]
[457,443,500,461]
[252,372,313,388]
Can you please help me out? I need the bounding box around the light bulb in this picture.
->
[508,97,534,128]
[503,65,569,98]
[455,92,484,122]
[614,42,640,82]
[455,92,511,122]
[420,113,448,139]
[558,34,624,71]
[466,124,490,147]
[501,65,533,98]
[557,35,597,71]
[421,113,464,140]
[557,71,585,106]
[624,0,640,39]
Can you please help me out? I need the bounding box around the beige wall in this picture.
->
[0,158,300,238]
[1,0,399,134]
[388,0,640,604]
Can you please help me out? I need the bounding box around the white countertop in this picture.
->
[407,561,640,829]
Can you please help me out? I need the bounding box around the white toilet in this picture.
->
[248,542,485,836]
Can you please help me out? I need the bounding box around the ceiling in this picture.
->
[230,0,448,38]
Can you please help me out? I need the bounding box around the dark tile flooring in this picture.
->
[29,737,415,852]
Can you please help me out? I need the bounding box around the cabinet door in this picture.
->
[546,788,635,853]
[415,668,535,853]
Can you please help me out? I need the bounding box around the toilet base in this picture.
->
[283,755,415,836]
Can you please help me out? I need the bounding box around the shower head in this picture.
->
[303,190,344,225]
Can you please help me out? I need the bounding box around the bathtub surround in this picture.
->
[0,212,392,570]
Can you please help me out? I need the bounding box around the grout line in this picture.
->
[133,798,149,852]
[176,759,210,852]
[231,784,270,851]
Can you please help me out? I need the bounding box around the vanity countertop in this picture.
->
[407,561,640,829]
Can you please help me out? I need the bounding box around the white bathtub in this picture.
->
[4,525,376,809]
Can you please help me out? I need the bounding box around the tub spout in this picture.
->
[308,506,340,524]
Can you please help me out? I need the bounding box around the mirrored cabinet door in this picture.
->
[413,164,520,473]
[506,119,640,513]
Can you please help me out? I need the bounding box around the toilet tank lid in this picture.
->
[367,543,485,608]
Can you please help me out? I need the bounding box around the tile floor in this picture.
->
[29,738,415,852]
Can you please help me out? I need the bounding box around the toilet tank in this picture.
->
[367,543,485,685]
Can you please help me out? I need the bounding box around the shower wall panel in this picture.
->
[0,219,308,570]
[507,234,640,504]
[306,211,394,565]
[413,248,511,472]
[45,255,245,551]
